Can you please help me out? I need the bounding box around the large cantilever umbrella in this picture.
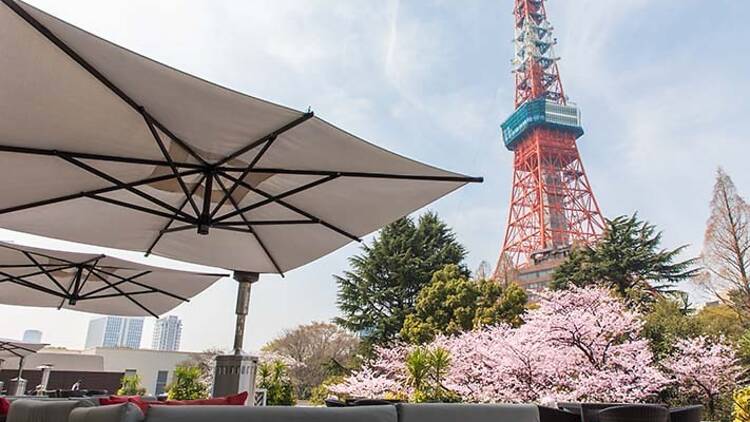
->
[0,338,48,391]
[0,241,226,317]
[0,0,482,351]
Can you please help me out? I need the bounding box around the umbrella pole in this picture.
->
[16,356,24,380]
[212,271,260,401]
[232,271,259,354]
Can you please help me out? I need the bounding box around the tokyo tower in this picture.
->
[494,0,605,280]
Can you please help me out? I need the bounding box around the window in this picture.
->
[155,370,169,395]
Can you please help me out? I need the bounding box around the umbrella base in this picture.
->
[212,354,258,403]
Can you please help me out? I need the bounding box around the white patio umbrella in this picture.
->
[0,241,226,317]
[0,0,482,352]
[0,338,48,388]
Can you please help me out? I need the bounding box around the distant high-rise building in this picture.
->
[85,316,144,349]
[22,329,43,344]
[151,316,182,351]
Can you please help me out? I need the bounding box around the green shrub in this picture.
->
[117,374,146,396]
[167,366,209,400]
[257,360,296,406]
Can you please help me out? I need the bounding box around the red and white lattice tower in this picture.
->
[494,0,605,276]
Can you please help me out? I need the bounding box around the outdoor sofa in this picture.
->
[5,401,545,422]
[2,399,703,422]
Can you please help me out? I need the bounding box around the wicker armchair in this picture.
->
[598,405,669,422]
[669,405,703,422]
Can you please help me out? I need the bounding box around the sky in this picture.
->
[1,0,749,353]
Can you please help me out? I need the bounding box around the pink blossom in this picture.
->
[662,336,739,405]
[334,288,723,404]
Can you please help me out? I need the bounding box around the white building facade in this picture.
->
[85,317,144,349]
[151,316,182,351]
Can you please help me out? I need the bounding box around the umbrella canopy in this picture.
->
[0,241,226,317]
[0,338,47,360]
[0,0,482,274]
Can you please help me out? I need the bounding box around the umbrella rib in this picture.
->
[0,144,200,169]
[215,112,314,167]
[0,263,79,284]
[57,266,83,309]
[88,267,190,303]
[209,137,273,219]
[142,113,201,216]
[221,167,484,183]
[214,174,339,223]
[85,268,159,318]
[209,113,315,218]
[0,342,39,355]
[159,224,196,235]
[0,168,203,216]
[21,251,69,295]
[79,290,161,300]
[213,220,317,227]
[0,270,68,299]
[74,257,100,297]
[78,270,151,298]
[145,174,207,256]
[214,175,285,275]
[58,154,194,221]
[219,172,361,242]
[0,0,208,166]
[86,194,194,222]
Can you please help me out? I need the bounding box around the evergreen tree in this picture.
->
[551,214,699,307]
[335,212,468,350]
[401,264,527,344]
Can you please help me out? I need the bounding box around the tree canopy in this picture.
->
[335,212,468,349]
[551,214,699,306]
[400,264,527,344]
[700,168,750,324]
[263,322,359,399]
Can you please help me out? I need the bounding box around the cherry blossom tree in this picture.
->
[331,287,728,404]
[663,336,739,415]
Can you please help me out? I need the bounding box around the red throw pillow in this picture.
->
[163,392,247,406]
[100,396,148,414]
[226,392,249,405]
[165,397,227,405]
[0,397,10,415]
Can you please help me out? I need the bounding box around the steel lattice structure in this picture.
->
[494,0,605,274]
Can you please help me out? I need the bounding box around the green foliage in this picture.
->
[335,212,468,351]
[401,264,527,343]
[551,214,699,308]
[697,304,746,341]
[641,298,701,359]
[309,375,347,405]
[116,374,146,396]
[257,360,296,406]
[262,322,358,400]
[167,366,209,400]
[735,387,750,422]
[405,346,460,403]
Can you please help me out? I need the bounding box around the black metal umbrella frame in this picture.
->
[0,243,217,317]
[0,0,483,277]
[0,340,40,359]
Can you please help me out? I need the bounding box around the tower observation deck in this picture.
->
[494,0,605,281]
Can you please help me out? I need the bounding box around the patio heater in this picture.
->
[36,364,53,396]
[9,357,27,396]
[212,271,259,403]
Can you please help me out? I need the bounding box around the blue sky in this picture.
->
[1,0,748,353]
